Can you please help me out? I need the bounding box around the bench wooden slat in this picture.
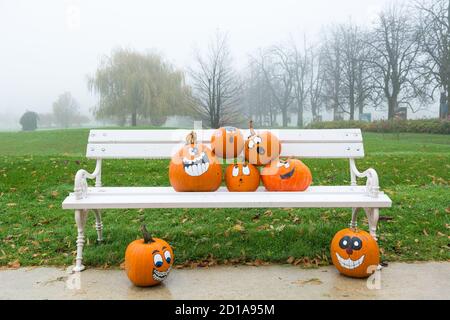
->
[86,142,364,159]
[62,186,392,209]
[88,129,363,144]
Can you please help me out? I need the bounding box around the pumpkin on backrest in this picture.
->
[211,126,244,159]
[244,121,281,166]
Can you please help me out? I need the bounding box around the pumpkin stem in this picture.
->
[186,131,197,145]
[249,120,256,136]
[141,224,155,244]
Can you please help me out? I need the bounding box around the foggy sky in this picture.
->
[1,0,436,122]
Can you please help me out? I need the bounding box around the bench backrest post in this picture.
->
[94,159,102,187]
[349,159,357,186]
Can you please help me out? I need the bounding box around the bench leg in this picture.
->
[350,208,361,228]
[364,208,379,241]
[94,209,103,243]
[73,209,88,272]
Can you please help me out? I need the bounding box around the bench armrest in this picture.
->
[349,159,380,198]
[74,160,102,200]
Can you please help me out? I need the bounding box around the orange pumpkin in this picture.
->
[244,121,281,166]
[225,162,260,192]
[169,131,222,192]
[261,158,312,191]
[125,225,174,286]
[211,126,244,159]
[330,228,380,278]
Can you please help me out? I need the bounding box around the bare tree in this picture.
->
[189,32,242,128]
[308,46,325,122]
[367,4,428,119]
[416,0,450,119]
[321,27,345,120]
[252,46,295,127]
[290,37,311,127]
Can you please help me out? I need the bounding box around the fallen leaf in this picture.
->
[7,260,20,269]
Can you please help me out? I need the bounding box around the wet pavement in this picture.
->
[0,262,448,299]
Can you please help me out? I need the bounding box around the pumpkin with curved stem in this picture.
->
[244,120,281,166]
[261,158,312,191]
[211,126,244,159]
[125,225,174,286]
[225,162,260,192]
[330,228,380,278]
[169,131,222,192]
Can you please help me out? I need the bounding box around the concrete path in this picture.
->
[0,262,449,299]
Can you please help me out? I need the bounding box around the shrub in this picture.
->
[306,119,450,134]
[19,111,39,131]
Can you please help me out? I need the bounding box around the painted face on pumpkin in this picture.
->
[181,145,210,177]
[225,163,260,192]
[151,245,173,282]
[330,228,380,278]
[335,236,365,270]
[261,158,312,191]
[211,126,245,159]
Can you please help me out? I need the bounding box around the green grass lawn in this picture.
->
[0,129,449,268]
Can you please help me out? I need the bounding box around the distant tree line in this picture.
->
[87,0,449,128]
[19,92,90,131]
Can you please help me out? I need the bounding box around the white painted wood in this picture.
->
[86,142,364,159]
[62,186,392,209]
[88,129,363,144]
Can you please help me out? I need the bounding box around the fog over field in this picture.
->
[0,0,442,130]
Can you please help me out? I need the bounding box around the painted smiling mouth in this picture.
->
[183,152,210,176]
[335,253,365,270]
[152,268,170,282]
[280,168,295,179]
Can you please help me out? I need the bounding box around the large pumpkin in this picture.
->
[244,121,281,166]
[330,228,380,278]
[261,158,312,191]
[211,126,244,159]
[125,225,174,287]
[169,131,222,192]
[225,162,260,192]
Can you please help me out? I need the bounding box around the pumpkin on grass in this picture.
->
[169,131,222,192]
[261,158,312,191]
[125,225,174,287]
[211,126,244,159]
[225,162,260,192]
[244,120,281,166]
[330,228,380,278]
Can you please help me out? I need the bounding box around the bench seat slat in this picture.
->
[62,186,392,209]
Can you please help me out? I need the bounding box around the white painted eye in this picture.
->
[276,161,284,168]
[164,250,172,263]
[354,241,359,247]
[188,147,198,156]
[248,140,255,149]
[232,165,239,177]
[343,240,348,246]
[153,254,163,267]
[284,162,290,169]
[254,136,262,144]
[242,165,250,175]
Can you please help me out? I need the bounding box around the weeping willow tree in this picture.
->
[88,48,191,126]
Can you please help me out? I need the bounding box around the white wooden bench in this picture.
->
[62,128,392,272]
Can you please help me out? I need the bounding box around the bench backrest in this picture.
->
[86,129,364,159]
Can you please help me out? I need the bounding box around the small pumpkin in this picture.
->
[330,228,380,278]
[244,120,281,166]
[261,158,312,191]
[125,225,174,287]
[225,162,260,192]
[169,131,222,192]
[211,126,244,159]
